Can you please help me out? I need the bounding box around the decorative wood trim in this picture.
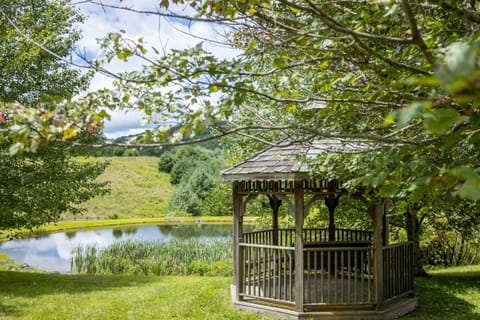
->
[274,194,295,218]
[242,194,258,213]
[304,194,323,219]
[268,195,282,246]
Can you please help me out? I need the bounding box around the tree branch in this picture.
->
[67,125,295,149]
[401,0,436,66]
[74,0,243,24]
[297,0,414,44]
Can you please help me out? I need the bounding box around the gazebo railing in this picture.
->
[243,228,373,246]
[304,245,375,306]
[238,241,375,307]
[239,229,413,309]
[383,242,414,301]
[239,243,296,304]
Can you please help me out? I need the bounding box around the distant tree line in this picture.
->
[100,124,222,157]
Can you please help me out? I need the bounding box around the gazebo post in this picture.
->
[232,181,244,302]
[325,181,339,242]
[382,201,389,246]
[294,181,305,312]
[372,201,385,310]
[269,195,281,246]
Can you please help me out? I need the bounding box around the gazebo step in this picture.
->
[235,297,418,320]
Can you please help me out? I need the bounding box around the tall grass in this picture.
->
[71,239,233,276]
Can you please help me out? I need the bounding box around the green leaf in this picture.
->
[273,57,286,68]
[379,181,398,197]
[396,102,424,128]
[423,108,460,135]
[458,175,480,201]
[451,166,477,180]
[9,142,24,155]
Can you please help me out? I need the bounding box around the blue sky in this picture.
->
[73,0,238,138]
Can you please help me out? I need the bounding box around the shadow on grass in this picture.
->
[401,270,480,320]
[0,271,155,318]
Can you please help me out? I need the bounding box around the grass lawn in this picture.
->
[0,265,479,320]
[402,265,480,320]
[0,273,272,320]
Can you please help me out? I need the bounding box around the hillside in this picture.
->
[66,157,173,220]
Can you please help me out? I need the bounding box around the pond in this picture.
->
[0,224,237,273]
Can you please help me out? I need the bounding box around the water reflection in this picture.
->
[112,229,123,238]
[123,226,137,235]
[0,224,240,273]
[65,231,76,240]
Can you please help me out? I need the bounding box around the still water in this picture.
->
[0,224,235,273]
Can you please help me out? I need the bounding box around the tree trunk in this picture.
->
[406,205,428,277]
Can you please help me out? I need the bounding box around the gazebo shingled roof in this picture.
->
[222,138,369,181]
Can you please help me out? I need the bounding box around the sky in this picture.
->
[73,0,238,138]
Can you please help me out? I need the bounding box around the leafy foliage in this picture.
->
[0,142,109,229]
[88,0,480,204]
[0,0,108,229]
[419,201,480,266]
[159,146,229,216]
[0,0,90,104]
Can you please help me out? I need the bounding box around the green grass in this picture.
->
[0,272,273,320]
[0,265,479,319]
[0,254,19,271]
[71,157,173,220]
[402,265,480,320]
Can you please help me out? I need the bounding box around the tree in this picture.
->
[80,0,480,273]
[0,0,90,104]
[2,0,478,267]
[0,0,107,229]
[89,0,479,202]
[0,141,109,229]
[159,145,229,215]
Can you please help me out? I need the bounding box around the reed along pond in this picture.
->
[0,224,240,273]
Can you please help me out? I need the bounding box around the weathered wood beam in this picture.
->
[294,180,305,312]
[233,181,245,302]
[372,201,385,310]
[383,201,390,246]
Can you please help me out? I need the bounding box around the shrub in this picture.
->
[201,183,232,216]
[167,184,202,216]
[170,158,197,185]
[158,151,176,173]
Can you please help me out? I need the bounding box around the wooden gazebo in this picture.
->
[222,139,417,320]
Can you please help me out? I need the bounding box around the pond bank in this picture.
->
[0,216,258,242]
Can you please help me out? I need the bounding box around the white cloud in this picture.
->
[74,0,239,138]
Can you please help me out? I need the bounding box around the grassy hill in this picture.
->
[67,157,173,220]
